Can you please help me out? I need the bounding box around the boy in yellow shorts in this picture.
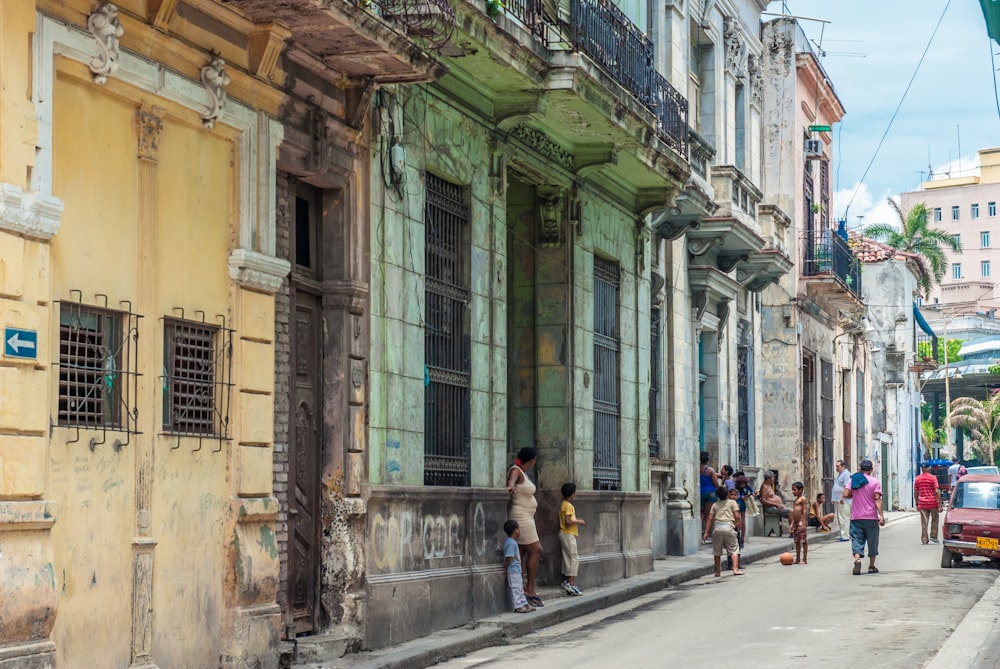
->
[559,482,586,596]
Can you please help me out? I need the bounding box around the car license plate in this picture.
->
[976,537,999,550]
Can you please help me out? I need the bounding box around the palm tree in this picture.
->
[948,392,1000,465]
[864,199,962,297]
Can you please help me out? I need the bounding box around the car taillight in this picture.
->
[947,523,963,534]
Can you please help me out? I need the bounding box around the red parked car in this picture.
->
[941,474,1000,568]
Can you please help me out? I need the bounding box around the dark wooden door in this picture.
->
[288,290,321,635]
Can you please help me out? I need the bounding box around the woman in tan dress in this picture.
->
[507,447,543,607]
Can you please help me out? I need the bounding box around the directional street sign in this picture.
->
[4,327,38,360]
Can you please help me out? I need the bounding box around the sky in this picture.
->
[765,0,1000,232]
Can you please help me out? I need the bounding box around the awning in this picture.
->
[981,0,1000,45]
[914,302,935,337]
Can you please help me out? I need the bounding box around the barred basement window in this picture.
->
[57,295,141,446]
[163,316,233,445]
[424,173,471,486]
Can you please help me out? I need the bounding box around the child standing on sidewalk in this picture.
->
[503,520,534,613]
[702,485,745,577]
[559,482,586,596]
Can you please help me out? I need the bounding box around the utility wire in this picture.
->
[843,0,952,220]
[991,38,1000,121]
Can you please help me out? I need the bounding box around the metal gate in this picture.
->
[593,256,620,490]
[424,173,471,486]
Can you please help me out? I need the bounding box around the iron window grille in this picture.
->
[856,369,866,456]
[162,313,234,449]
[424,173,471,486]
[737,344,751,467]
[649,307,662,458]
[593,256,621,491]
[56,292,141,449]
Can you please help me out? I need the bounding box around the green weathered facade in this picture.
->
[365,0,688,647]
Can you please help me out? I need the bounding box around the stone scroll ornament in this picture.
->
[87,2,125,85]
[200,55,231,129]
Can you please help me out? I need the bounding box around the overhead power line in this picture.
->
[842,0,952,221]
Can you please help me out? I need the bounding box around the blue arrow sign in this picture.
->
[4,327,37,360]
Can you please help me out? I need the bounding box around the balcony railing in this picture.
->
[569,0,687,154]
[504,0,546,40]
[687,128,715,179]
[802,228,863,299]
[352,0,456,49]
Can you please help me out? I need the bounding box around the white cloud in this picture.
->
[833,182,899,232]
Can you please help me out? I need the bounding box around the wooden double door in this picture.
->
[288,288,322,635]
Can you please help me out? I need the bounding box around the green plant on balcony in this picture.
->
[486,0,505,19]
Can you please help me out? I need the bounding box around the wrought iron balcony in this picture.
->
[351,0,456,50]
[802,228,863,300]
[569,0,687,153]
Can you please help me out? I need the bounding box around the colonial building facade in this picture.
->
[758,17,870,501]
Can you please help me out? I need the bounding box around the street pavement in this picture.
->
[293,511,1000,669]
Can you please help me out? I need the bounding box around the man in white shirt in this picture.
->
[948,457,962,488]
[831,460,851,542]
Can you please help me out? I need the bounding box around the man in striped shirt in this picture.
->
[914,462,942,544]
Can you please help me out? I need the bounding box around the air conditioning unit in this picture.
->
[804,139,823,159]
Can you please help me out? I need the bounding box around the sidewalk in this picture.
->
[290,511,911,669]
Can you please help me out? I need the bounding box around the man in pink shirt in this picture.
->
[844,459,885,575]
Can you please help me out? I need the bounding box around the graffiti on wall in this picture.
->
[369,501,499,572]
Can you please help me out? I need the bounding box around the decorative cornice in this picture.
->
[508,125,573,170]
[87,2,124,85]
[0,183,63,240]
[228,249,290,293]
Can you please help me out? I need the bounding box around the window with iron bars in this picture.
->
[593,256,621,490]
[737,343,751,467]
[424,173,471,487]
[649,306,661,458]
[162,317,233,443]
[856,369,866,456]
[57,297,141,443]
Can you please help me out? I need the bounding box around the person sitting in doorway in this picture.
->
[808,493,835,532]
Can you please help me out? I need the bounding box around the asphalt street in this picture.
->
[433,514,999,669]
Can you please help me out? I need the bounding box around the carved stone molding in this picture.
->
[321,280,370,314]
[537,186,564,247]
[723,16,748,78]
[87,2,124,85]
[764,28,794,67]
[747,54,763,107]
[508,125,573,170]
[304,108,334,177]
[200,55,231,129]
[687,235,722,256]
[0,183,63,240]
[716,252,748,273]
[136,106,164,162]
[228,249,291,294]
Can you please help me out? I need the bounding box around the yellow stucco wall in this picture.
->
[43,57,259,668]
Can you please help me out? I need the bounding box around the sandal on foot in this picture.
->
[526,595,544,607]
[852,561,862,575]
[868,566,879,574]
[514,605,533,613]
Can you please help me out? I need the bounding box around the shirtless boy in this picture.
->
[789,482,809,564]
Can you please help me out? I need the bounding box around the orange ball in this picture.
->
[779,552,795,565]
